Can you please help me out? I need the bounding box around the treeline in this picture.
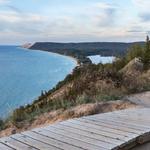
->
[30,42,145,64]
[113,36,150,70]
[30,42,145,56]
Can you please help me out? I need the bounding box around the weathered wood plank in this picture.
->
[0,142,14,150]
[45,125,115,149]
[69,119,138,137]
[11,133,60,150]
[88,115,149,131]
[22,131,83,150]
[79,118,144,135]
[51,123,124,146]
[33,127,106,150]
[61,120,131,141]
[100,108,150,123]
[102,113,150,127]
[89,108,150,121]
[86,116,147,133]
[96,116,150,129]
[0,137,37,150]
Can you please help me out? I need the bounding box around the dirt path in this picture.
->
[126,91,150,107]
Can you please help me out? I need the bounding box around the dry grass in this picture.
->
[0,100,137,138]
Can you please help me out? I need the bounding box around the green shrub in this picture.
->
[0,119,4,130]
[12,106,26,124]
[141,36,150,69]
[126,44,144,62]
[75,94,91,105]
[113,57,127,71]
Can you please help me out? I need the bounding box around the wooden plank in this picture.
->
[107,110,150,123]
[51,123,124,146]
[45,125,115,149]
[79,118,144,135]
[98,116,150,129]
[78,118,149,149]
[11,133,60,150]
[114,108,150,116]
[33,127,106,150]
[86,117,149,132]
[88,115,149,131]
[85,116,147,132]
[0,142,14,150]
[69,119,138,137]
[108,113,150,125]
[22,131,83,150]
[0,137,37,150]
[114,114,150,122]
[98,109,150,124]
[89,108,150,122]
[61,120,131,141]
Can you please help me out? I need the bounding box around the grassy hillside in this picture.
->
[10,40,150,124]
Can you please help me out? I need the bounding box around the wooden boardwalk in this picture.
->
[1,108,150,150]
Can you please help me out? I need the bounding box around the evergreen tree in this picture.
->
[126,44,143,62]
[142,36,150,69]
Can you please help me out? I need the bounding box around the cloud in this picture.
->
[43,2,118,39]
[132,0,150,10]
[0,10,47,35]
[139,13,150,22]
[128,30,144,33]
[93,2,115,10]
[0,0,149,44]
[132,0,150,22]
[0,0,10,5]
[6,5,22,13]
[88,2,117,27]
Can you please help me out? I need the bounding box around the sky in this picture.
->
[0,0,150,44]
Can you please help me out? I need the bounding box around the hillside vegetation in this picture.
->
[0,37,150,134]
[30,42,145,65]
[30,41,145,56]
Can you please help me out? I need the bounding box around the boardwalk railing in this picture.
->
[1,108,150,150]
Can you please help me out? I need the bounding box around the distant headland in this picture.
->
[23,41,145,65]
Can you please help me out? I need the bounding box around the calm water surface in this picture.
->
[0,46,76,118]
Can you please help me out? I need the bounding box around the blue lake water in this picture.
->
[0,46,77,118]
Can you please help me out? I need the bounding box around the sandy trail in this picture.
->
[126,91,150,107]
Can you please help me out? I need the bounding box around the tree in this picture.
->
[142,36,150,69]
[126,44,143,62]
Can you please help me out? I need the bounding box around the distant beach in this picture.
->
[28,48,79,67]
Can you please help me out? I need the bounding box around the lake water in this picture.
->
[88,55,115,64]
[0,46,77,118]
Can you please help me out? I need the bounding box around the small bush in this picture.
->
[141,36,150,69]
[0,119,4,130]
[126,44,144,62]
[75,94,91,105]
[12,106,27,124]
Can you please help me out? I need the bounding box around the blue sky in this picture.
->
[0,0,150,44]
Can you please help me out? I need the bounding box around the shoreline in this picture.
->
[24,47,80,67]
